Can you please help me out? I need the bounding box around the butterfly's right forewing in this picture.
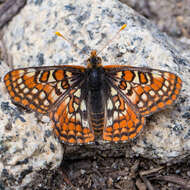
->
[4,66,85,114]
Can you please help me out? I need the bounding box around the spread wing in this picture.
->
[4,66,95,144]
[4,66,85,114]
[103,65,182,142]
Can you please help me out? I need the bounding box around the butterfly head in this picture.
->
[87,50,102,68]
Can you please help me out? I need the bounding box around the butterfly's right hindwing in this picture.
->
[50,85,95,144]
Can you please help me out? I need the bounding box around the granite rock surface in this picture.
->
[0,0,189,188]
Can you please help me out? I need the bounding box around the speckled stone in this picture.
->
[0,0,190,188]
[0,72,63,189]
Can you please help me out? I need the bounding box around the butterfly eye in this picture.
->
[97,57,102,64]
[92,56,101,64]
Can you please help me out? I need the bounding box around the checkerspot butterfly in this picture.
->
[4,25,182,144]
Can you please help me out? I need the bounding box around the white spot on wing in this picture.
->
[116,72,122,78]
[23,88,29,94]
[44,99,49,106]
[107,98,113,110]
[19,84,25,89]
[66,71,72,77]
[64,97,70,105]
[164,72,170,79]
[39,91,46,99]
[113,111,118,120]
[133,71,140,83]
[152,72,162,79]
[149,90,155,96]
[47,70,55,82]
[82,120,88,127]
[76,113,81,121]
[165,80,169,87]
[107,117,113,126]
[80,100,86,112]
[115,101,120,109]
[67,112,72,119]
[111,88,117,96]
[146,74,151,85]
[158,90,164,95]
[162,86,167,92]
[25,72,35,78]
[32,88,38,94]
[141,93,148,101]
[73,103,79,110]
[122,110,127,115]
[138,101,144,108]
[74,89,81,98]
[119,112,123,118]
[17,78,23,84]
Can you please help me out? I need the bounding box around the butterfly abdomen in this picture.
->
[91,112,104,135]
[88,89,105,136]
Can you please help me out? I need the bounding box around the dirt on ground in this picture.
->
[28,153,190,189]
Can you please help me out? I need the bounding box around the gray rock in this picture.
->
[0,0,189,188]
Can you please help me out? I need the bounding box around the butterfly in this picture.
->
[4,49,182,145]
[3,23,182,145]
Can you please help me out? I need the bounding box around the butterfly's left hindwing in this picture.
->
[103,85,145,142]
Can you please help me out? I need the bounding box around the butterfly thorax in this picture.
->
[87,67,104,89]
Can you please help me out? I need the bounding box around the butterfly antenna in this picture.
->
[55,32,89,56]
[97,24,127,55]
